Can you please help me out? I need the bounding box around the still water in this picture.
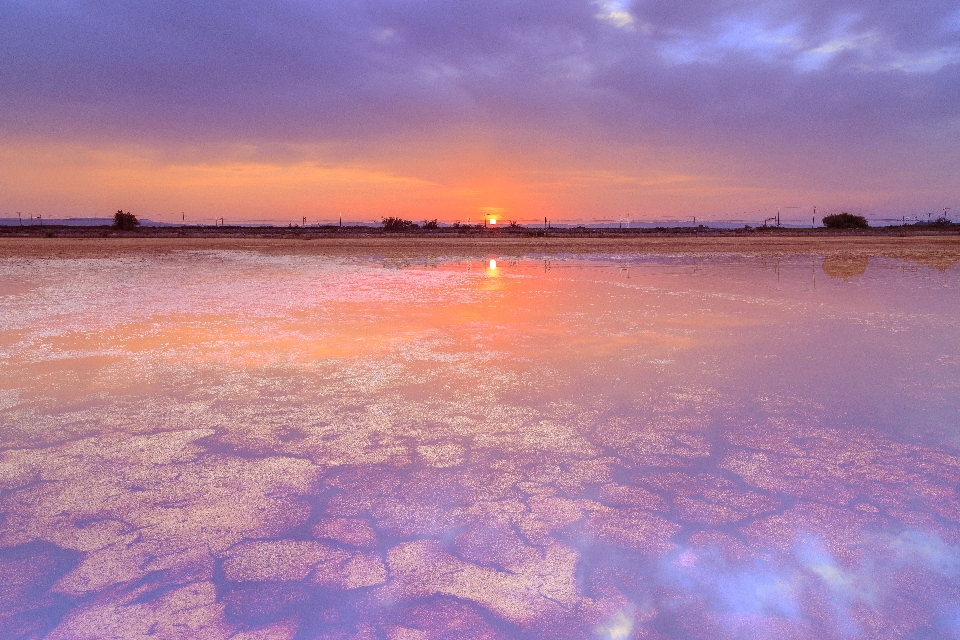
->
[1,250,959,639]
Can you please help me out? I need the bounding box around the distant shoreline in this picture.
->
[2,223,958,238]
[2,227,959,268]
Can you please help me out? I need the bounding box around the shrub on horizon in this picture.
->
[822,213,868,229]
[382,217,418,231]
[113,210,139,230]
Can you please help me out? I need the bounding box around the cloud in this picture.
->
[1,0,958,218]
[595,1,636,29]
[2,0,958,143]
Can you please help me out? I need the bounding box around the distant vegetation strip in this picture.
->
[2,219,958,239]
[2,213,957,231]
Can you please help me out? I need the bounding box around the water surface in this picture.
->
[1,250,959,639]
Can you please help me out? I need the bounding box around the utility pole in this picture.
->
[813,206,816,228]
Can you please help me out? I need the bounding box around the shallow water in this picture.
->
[1,250,959,639]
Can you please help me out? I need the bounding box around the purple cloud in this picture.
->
[2,0,956,142]
[1,0,957,218]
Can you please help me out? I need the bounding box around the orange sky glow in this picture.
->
[3,133,951,225]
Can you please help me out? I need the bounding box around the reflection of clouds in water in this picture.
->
[2,253,960,637]
[887,530,960,576]
[665,548,800,618]
[595,608,635,639]
[651,532,960,637]
[7,391,960,636]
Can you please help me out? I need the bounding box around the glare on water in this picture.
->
[1,250,959,638]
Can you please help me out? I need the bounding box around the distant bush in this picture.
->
[822,213,868,229]
[908,216,956,227]
[382,217,418,231]
[113,210,139,230]
[423,219,439,230]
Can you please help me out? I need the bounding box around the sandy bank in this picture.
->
[2,234,959,268]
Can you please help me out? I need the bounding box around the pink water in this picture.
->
[1,251,959,639]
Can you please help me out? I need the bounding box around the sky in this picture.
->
[1,0,959,224]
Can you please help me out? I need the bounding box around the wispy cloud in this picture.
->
[595,1,636,29]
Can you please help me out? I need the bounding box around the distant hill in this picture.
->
[0,218,174,227]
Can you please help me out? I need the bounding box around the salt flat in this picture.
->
[1,246,958,638]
